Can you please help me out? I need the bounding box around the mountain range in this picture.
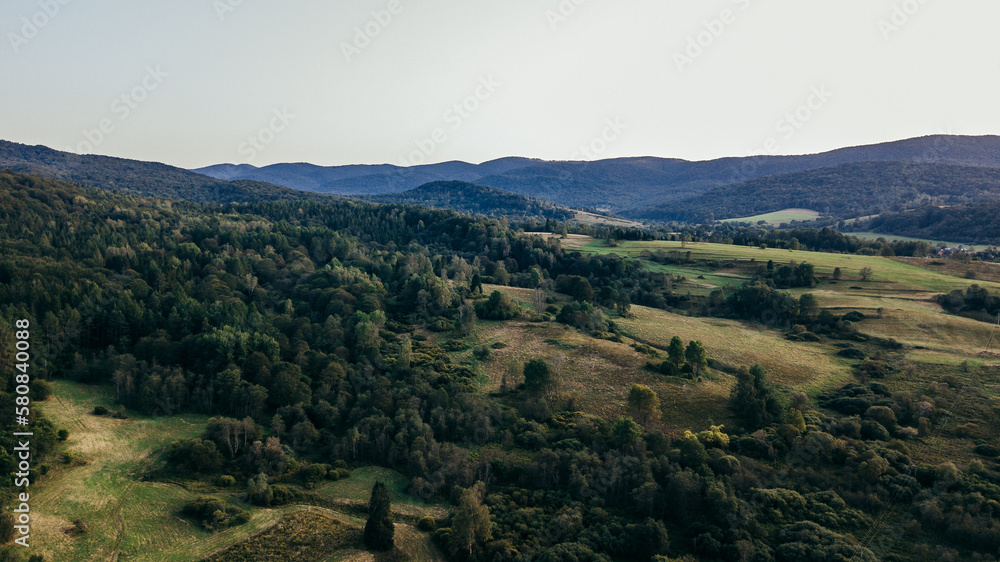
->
[4,135,1000,241]
[194,134,1000,213]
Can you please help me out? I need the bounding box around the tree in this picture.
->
[612,416,642,449]
[450,482,491,557]
[364,480,395,551]
[859,266,874,281]
[523,359,554,395]
[832,267,842,280]
[729,364,780,430]
[684,340,708,378]
[798,293,819,321]
[627,384,661,426]
[667,336,686,367]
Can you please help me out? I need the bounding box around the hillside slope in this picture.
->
[0,140,313,203]
[632,160,1000,222]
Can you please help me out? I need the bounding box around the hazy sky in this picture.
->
[3,1,999,169]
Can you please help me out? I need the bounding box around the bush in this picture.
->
[418,516,437,532]
[182,497,250,532]
[92,405,109,416]
[836,347,867,360]
[842,311,866,322]
[216,475,236,488]
[57,429,70,441]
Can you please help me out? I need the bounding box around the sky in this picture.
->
[2,0,999,169]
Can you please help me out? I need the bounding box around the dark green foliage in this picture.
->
[181,496,250,532]
[364,481,394,551]
[864,200,1000,244]
[166,439,224,475]
[555,301,607,332]
[523,359,554,395]
[0,140,312,204]
[475,291,521,320]
[638,160,1000,223]
[369,181,574,221]
[939,285,1000,320]
[729,364,781,431]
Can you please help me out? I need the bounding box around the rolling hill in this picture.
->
[631,160,1000,223]
[366,180,576,220]
[193,135,1000,212]
[0,140,314,203]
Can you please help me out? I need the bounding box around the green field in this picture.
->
[577,239,1000,294]
[849,231,988,252]
[33,382,444,561]
[720,208,821,225]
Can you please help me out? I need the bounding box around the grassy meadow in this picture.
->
[720,208,821,225]
[32,382,443,561]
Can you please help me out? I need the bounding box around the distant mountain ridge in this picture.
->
[629,160,1000,223]
[366,180,575,220]
[193,135,1000,212]
[0,140,314,203]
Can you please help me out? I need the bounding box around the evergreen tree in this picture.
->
[667,336,686,367]
[728,364,780,430]
[523,359,554,396]
[364,480,394,551]
[685,340,708,377]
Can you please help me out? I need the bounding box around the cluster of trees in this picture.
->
[859,201,1000,245]
[939,285,1000,321]
[651,337,708,379]
[6,170,1000,560]
[370,181,575,221]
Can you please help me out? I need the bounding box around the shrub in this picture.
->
[57,429,70,441]
[216,475,236,488]
[182,497,250,532]
[92,405,109,416]
[418,516,437,532]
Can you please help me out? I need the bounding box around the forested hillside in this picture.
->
[857,201,1000,245]
[4,169,1000,561]
[367,181,575,220]
[0,140,313,203]
[633,161,1000,223]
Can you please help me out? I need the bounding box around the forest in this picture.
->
[636,161,1000,224]
[2,168,1000,561]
